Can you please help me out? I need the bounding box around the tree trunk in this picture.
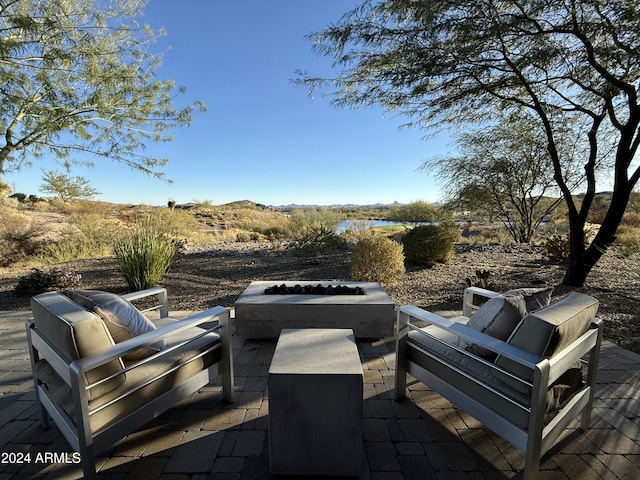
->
[562,188,631,287]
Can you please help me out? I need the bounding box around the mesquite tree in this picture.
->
[424,116,576,243]
[0,0,204,181]
[298,0,640,287]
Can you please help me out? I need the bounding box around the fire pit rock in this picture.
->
[264,284,365,296]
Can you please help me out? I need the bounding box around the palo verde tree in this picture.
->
[40,168,100,202]
[0,0,204,182]
[298,0,640,287]
[386,200,441,229]
[425,115,573,243]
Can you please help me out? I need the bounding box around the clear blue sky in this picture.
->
[6,0,450,207]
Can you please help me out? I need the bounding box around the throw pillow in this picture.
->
[505,287,554,312]
[459,292,527,357]
[63,290,164,361]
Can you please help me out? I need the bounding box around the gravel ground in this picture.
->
[1,241,639,353]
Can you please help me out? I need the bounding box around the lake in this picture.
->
[336,220,405,233]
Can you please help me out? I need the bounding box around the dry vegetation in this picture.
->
[1,198,640,355]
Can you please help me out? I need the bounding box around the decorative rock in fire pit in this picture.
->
[234,281,395,339]
[264,284,365,295]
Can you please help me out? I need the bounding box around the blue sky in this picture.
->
[6,0,449,207]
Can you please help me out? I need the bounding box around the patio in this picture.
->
[1,308,639,479]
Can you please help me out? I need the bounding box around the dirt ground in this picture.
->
[1,241,638,354]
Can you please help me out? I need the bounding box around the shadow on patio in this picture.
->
[1,311,639,479]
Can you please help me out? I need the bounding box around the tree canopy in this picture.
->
[0,0,204,180]
[386,200,440,228]
[425,116,567,243]
[299,0,640,286]
[40,169,100,202]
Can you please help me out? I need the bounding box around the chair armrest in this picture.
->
[122,286,169,318]
[70,306,229,375]
[399,304,540,369]
[463,287,500,317]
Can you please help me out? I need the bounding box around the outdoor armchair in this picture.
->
[395,287,603,480]
[26,286,234,479]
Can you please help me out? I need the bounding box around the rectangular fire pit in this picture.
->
[234,281,395,339]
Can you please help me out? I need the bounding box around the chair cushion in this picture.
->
[459,292,527,357]
[30,292,126,400]
[408,322,531,428]
[505,287,553,312]
[63,290,163,361]
[494,292,599,394]
[35,317,222,434]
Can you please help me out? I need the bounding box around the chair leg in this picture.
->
[394,311,409,401]
[220,310,235,403]
[81,451,97,480]
[522,455,541,480]
[37,397,49,430]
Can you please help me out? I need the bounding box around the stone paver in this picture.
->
[0,310,639,479]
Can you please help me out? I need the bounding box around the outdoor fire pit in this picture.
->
[234,281,395,339]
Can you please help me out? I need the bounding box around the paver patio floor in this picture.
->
[1,309,639,479]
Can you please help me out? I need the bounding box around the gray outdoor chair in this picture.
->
[395,287,603,480]
[26,286,234,479]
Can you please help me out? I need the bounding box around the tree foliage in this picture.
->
[40,169,100,202]
[386,200,440,227]
[0,0,204,179]
[425,116,566,242]
[299,0,640,287]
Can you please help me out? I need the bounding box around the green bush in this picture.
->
[401,224,454,267]
[351,235,405,286]
[114,220,178,290]
[287,208,345,257]
[290,224,346,257]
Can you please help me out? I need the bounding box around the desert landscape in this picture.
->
[1,228,639,354]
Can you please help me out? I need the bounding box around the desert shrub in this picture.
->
[465,269,495,289]
[288,208,345,257]
[0,213,46,266]
[9,192,27,203]
[341,219,374,244]
[114,220,179,290]
[401,224,455,266]
[351,236,405,286]
[615,225,640,257]
[622,211,640,227]
[544,229,570,263]
[0,196,20,208]
[544,223,599,263]
[289,208,342,229]
[146,208,202,238]
[236,231,252,242]
[15,268,82,296]
[0,178,10,197]
[37,213,119,264]
[290,224,346,257]
[261,225,288,240]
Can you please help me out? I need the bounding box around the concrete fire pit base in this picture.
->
[234,281,395,339]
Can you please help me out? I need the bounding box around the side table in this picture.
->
[268,328,363,476]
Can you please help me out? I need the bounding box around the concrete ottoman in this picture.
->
[268,328,363,476]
